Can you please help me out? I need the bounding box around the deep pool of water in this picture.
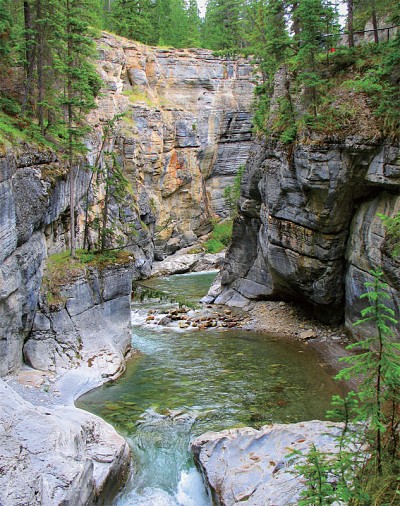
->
[77,271,345,505]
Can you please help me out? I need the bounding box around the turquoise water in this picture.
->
[77,271,345,505]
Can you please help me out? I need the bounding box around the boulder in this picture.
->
[191,421,343,506]
[151,249,225,277]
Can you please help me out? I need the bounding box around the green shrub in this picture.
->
[379,211,400,258]
[224,167,245,215]
[203,238,225,253]
[0,95,20,116]
[212,220,233,245]
[203,220,233,253]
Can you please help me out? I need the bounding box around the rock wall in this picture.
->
[92,32,255,259]
[0,151,138,503]
[0,151,85,376]
[24,261,135,381]
[211,138,400,330]
[0,147,152,377]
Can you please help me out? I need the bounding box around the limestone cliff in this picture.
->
[0,148,152,377]
[91,32,255,259]
[210,137,400,331]
[0,33,255,376]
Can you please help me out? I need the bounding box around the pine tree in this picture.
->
[110,0,156,44]
[202,0,245,51]
[337,270,400,475]
[293,0,339,117]
[185,0,201,47]
[0,0,12,66]
[54,0,102,256]
[155,0,189,47]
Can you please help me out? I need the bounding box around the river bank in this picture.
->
[2,263,354,506]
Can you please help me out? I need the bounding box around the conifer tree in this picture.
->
[110,0,156,44]
[293,0,338,116]
[54,0,102,256]
[337,270,400,475]
[202,0,245,51]
[185,0,201,47]
[247,0,289,93]
[0,0,12,66]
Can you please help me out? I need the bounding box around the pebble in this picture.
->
[299,330,317,340]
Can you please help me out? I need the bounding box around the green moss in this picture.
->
[123,88,156,107]
[203,238,225,253]
[42,249,133,308]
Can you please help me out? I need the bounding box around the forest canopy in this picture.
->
[0,0,399,146]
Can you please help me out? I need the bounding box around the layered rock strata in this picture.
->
[0,150,142,504]
[210,138,400,329]
[93,32,255,259]
[192,421,344,506]
[0,150,87,377]
[0,148,152,377]
[24,261,135,383]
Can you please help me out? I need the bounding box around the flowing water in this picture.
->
[77,271,345,505]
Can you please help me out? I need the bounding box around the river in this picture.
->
[77,271,345,505]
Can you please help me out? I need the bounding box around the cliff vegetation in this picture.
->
[42,249,133,306]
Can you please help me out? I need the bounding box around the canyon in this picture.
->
[0,33,256,505]
[0,31,399,505]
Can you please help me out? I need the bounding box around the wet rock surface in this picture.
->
[144,304,247,332]
[191,421,344,506]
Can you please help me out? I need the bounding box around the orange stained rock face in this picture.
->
[166,150,184,187]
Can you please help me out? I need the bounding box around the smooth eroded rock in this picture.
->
[0,379,131,506]
[192,421,343,506]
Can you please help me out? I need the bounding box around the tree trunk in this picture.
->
[36,0,45,134]
[347,0,354,48]
[67,0,76,258]
[291,2,300,37]
[101,163,111,252]
[371,3,379,44]
[22,0,36,115]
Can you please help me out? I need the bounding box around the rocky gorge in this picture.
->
[209,134,400,332]
[0,29,399,506]
[0,34,256,505]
